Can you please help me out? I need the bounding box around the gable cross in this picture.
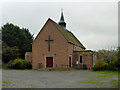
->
[45,35,54,52]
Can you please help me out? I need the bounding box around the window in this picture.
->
[80,56,82,63]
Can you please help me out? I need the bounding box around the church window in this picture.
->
[80,56,82,63]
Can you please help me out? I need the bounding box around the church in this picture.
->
[25,12,97,70]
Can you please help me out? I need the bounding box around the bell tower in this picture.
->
[58,9,66,30]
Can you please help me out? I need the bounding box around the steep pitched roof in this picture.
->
[33,18,86,49]
[50,19,86,49]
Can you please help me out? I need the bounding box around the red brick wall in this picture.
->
[32,19,70,69]
[73,45,84,51]
[72,51,96,69]
[67,43,85,68]
[32,19,88,69]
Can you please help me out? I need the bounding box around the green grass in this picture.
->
[85,74,109,79]
[85,70,118,79]
[96,74,110,78]
[2,64,9,69]
[111,79,119,88]
[2,86,7,88]
[92,70,118,76]
[111,79,118,82]
[80,81,104,84]
[3,81,13,84]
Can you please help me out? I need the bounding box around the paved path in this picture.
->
[2,70,118,88]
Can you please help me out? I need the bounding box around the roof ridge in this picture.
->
[34,18,86,49]
[50,18,85,49]
[51,19,69,42]
[67,31,85,49]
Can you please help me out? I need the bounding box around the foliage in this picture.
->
[94,47,119,71]
[118,47,120,71]
[96,49,117,64]
[8,58,32,69]
[93,60,108,71]
[2,63,9,70]
[2,46,20,63]
[1,23,33,63]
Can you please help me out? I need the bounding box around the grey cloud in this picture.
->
[1,2,118,50]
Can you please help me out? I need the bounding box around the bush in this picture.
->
[2,45,20,63]
[109,58,118,71]
[8,58,32,69]
[93,60,107,71]
[95,48,119,71]
[2,63,9,69]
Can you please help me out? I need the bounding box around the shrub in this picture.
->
[2,45,20,63]
[8,58,32,69]
[109,58,118,71]
[20,60,32,69]
[95,48,119,71]
[93,60,107,71]
[2,63,9,69]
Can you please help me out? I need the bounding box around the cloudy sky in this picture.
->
[1,0,118,51]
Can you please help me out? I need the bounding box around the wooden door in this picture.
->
[46,57,53,67]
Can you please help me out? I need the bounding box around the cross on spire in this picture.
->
[45,35,54,52]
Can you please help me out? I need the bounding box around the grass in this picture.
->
[3,81,13,84]
[111,79,118,82]
[92,70,118,76]
[85,70,118,79]
[96,74,110,78]
[2,86,7,88]
[80,81,104,84]
[85,74,110,79]
[2,81,17,88]
[111,79,119,88]
[2,64,9,69]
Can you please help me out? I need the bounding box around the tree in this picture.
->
[94,48,118,71]
[1,23,33,63]
[2,46,20,63]
[117,47,120,71]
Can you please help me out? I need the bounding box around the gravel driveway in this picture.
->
[2,70,118,88]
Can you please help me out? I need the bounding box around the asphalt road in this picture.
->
[2,70,118,88]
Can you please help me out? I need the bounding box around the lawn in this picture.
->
[92,70,118,76]
[3,81,13,84]
[80,81,104,84]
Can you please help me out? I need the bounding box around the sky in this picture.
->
[0,0,118,51]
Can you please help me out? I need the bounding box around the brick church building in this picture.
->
[25,12,97,70]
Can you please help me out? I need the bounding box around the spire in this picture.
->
[58,9,66,30]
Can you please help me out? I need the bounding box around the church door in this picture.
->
[46,57,53,68]
[69,56,72,68]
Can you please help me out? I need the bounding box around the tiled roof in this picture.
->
[51,19,86,49]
